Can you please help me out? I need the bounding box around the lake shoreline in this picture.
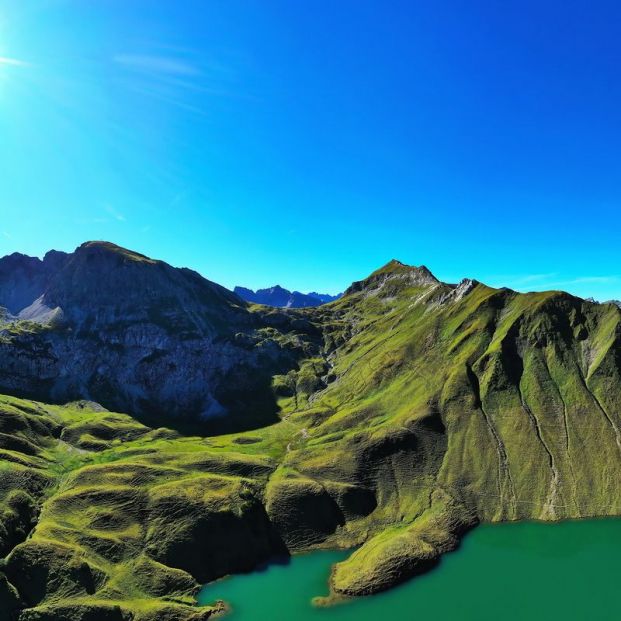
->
[198,517,621,620]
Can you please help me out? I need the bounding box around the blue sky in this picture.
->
[1,1,620,299]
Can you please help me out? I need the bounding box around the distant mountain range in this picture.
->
[234,285,341,308]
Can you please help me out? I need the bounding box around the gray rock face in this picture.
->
[0,242,318,428]
[0,250,68,314]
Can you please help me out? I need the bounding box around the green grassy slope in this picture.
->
[1,260,621,618]
[311,275,621,596]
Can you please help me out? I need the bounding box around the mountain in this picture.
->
[307,291,341,304]
[0,250,69,315]
[234,285,341,308]
[0,242,620,621]
[0,241,318,429]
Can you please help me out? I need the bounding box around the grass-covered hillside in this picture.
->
[1,249,620,620]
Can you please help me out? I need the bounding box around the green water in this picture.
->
[198,519,621,620]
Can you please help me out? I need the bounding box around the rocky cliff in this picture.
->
[0,242,320,430]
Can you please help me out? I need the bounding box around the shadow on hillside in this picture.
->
[127,366,284,438]
[133,404,282,439]
[0,367,284,439]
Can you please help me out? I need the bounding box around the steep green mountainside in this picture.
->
[0,247,620,620]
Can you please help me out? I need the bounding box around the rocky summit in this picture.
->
[0,242,620,621]
[0,242,320,431]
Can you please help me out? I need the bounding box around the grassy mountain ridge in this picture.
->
[0,245,620,620]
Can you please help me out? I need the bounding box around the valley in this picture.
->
[0,243,620,620]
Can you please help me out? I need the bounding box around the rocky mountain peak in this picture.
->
[76,240,158,264]
[40,242,244,331]
[0,241,245,334]
[344,259,439,296]
[0,241,300,422]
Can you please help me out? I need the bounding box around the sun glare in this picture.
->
[0,52,27,98]
[0,55,26,67]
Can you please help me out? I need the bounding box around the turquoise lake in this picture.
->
[198,519,621,620]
